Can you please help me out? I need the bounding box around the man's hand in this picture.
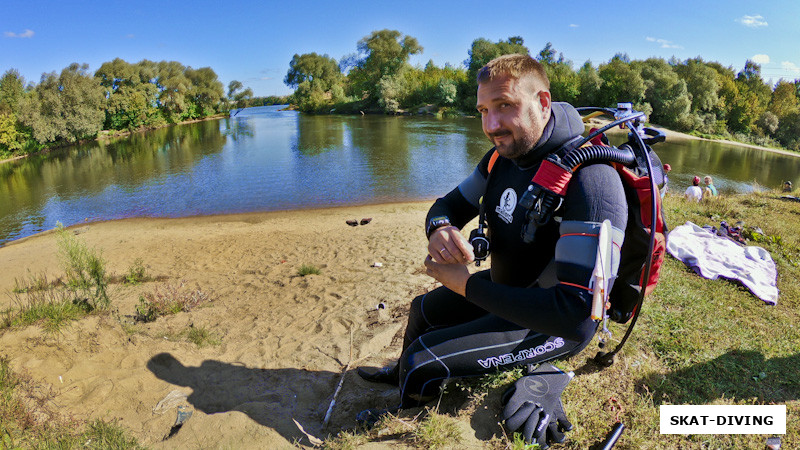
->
[424,255,470,296]
[428,226,474,264]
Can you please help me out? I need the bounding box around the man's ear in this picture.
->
[537,90,552,119]
[536,91,552,111]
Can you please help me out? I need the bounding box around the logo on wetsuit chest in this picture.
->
[495,188,517,224]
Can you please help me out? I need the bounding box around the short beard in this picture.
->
[492,132,537,160]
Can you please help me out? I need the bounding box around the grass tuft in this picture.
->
[297,264,322,276]
[412,410,462,449]
[55,223,110,310]
[184,325,221,347]
[123,258,151,285]
[135,280,212,322]
[2,286,93,333]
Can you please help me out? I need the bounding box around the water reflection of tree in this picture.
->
[221,117,255,142]
[0,119,227,244]
[292,115,345,156]
[348,116,412,187]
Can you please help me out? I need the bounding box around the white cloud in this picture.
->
[738,15,768,28]
[646,36,683,49]
[781,61,800,74]
[752,54,770,64]
[125,34,135,39]
[4,29,34,38]
[569,24,579,28]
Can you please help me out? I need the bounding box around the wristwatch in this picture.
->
[426,216,452,239]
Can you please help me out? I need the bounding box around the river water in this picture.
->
[2,105,799,246]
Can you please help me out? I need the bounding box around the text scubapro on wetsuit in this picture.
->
[476,337,565,369]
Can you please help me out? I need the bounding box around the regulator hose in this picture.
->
[561,144,635,171]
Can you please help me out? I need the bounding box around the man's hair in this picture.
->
[476,54,550,90]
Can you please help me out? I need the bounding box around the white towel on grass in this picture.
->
[666,221,778,305]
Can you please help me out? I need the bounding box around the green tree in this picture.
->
[436,78,458,105]
[674,58,720,112]
[597,56,646,107]
[95,58,161,130]
[0,69,26,115]
[768,80,799,120]
[285,53,343,112]
[227,80,253,108]
[0,69,30,154]
[185,67,224,118]
[576,61,602,106]
[727,83,764,134]
[155,61,190,121]
[636,58,693,130]
[346,29,422,108]
[776,111,800,150]
[19,63,105,144]
[227,80,244,98]
[735,60,771,124]
[462,36,529,107]
[285,53,342,92]
[536,43,580,104]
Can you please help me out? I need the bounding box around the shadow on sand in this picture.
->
[147,353,405,444]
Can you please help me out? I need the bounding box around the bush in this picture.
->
[123,258,149,285]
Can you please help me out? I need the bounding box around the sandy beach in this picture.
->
[0,201,502,447]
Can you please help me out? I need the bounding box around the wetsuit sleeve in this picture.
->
[463,164,627,342]
[425,149,494,232]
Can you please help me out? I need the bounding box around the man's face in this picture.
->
[476,74,551,159]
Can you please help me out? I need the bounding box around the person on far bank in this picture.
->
[703,175,718,199]
[661,164,672,198]
[356,54,627,447]
[685,176,703,202]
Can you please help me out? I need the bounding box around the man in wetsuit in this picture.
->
[358,54,627,419]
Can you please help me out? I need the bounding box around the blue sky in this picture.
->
[2,0,799,97]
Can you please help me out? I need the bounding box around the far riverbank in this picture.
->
[0,113,228,166]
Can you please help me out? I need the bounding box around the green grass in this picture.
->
[183,325,221,347]
[297,264,322,276]
[55,223,110,310]
[1,226,113,333]
[122,258,150,285]
[411,410,462,449]
[12,271,59,294]
[322,191,800,449]
[1,285,95,333]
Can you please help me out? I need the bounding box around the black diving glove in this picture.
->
[501,363,574,449]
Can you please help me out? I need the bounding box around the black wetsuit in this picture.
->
[397,103,628,406]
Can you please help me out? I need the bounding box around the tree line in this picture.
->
[0,59,285,159]
[285,30,800,151]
